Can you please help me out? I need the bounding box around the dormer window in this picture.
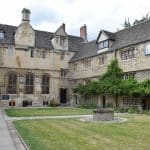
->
[0,30,4,40]
[97,40,109,50]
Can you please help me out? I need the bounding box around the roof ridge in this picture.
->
[115,19,150,34]
[35,29,53,34]
[0,23,17,28]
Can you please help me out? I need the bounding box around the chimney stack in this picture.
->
[62,23,65,32]
[80,24,88,42]
[22,8,31,22]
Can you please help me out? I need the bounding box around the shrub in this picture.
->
[128,106,139,114]
[80,102,97,109]
[49,99,60,107]
[106,102,113,108]
[114,107,128,113]
[143,110,150,115]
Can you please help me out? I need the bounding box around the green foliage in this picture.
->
[79,102,97,109]
[49,99,60,107]
[123,18,131,28]
[119,78,138,96]
[128,106,139,114]
[132,79,150,97]
[73,59,150,100]
[143,110,150,115]
[114,107,128,113]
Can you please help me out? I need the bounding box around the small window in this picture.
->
[73,64,77,71]
[123,73,135,80]
[7,47,13,56]
[30,49,34,58]
[121,48,135,60]
[97,40,109,50]
[42,51,46,58]
[7,73,17,94]
[42,75,49,94]
[83,60,91,68]
[0,30,4,40]
[123,97,140,106]
[56,36,59,44]
[99,54,106,65]
[61,70,67,77]
[145,44,150,55]
[25,73,34,94]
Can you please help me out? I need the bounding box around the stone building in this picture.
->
[0,8,83,107]
[0,8,149,109]
[69,22,150,110]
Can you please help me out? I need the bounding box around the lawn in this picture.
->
[5,107,92,117]
[14,114,150,150]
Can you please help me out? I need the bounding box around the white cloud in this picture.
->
[0,0,150,40]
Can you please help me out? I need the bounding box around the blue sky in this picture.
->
[0,0,150,40]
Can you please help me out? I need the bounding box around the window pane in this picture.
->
[25,73,34,94]
[0,31,4,40]
[42,75,49,94]
[7,73,17,94]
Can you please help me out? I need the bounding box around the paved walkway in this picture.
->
[4,114,93,121]
[0,109,16,150]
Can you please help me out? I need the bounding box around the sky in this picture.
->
[0,0,150,40]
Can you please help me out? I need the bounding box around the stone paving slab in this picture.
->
[6,121,28,150]
[0,109,16,150]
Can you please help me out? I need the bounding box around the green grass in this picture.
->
[14,114,150,150]
[5,107,92,117]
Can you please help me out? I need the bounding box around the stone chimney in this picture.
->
[62,23,65,32]
[80,24,88,42]
[22,8,31,22]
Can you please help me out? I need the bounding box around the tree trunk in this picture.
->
[115,95,118,107]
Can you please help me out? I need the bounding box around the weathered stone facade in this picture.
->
[0,8,149,109]
[0,8,77,107]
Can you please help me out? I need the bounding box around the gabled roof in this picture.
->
[70,40,97,62]
[96,30,115,43]
[0,24,16,45]
[35,30,53,49]
[110,20,150,50]
[0,23,83,51]
[70,20,150,62]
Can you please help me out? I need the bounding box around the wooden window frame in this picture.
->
[0,30,4,40]
[97,40,109,50]
[25,73,34,94]
[42,74,49,94]
[7,73,17,94]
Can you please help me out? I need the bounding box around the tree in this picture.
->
[123,18,131,28]
[74,59,124,106]
[133,13,150,25]
[132,79,150,97]
[73,59,150,107]
[99,59,123,106]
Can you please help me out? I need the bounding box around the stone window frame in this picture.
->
[123,97,140,106]
[98,54,107,65]
[123,72,135,80]
[121,47,136,60]
[61,69,68,78]
[42,74,49,94]
[7,72,17,94]
[25,72,34,94]
[30,48,34,58]
[0,30,4,40]
[73,63,77,71]
[83,59,91,68]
